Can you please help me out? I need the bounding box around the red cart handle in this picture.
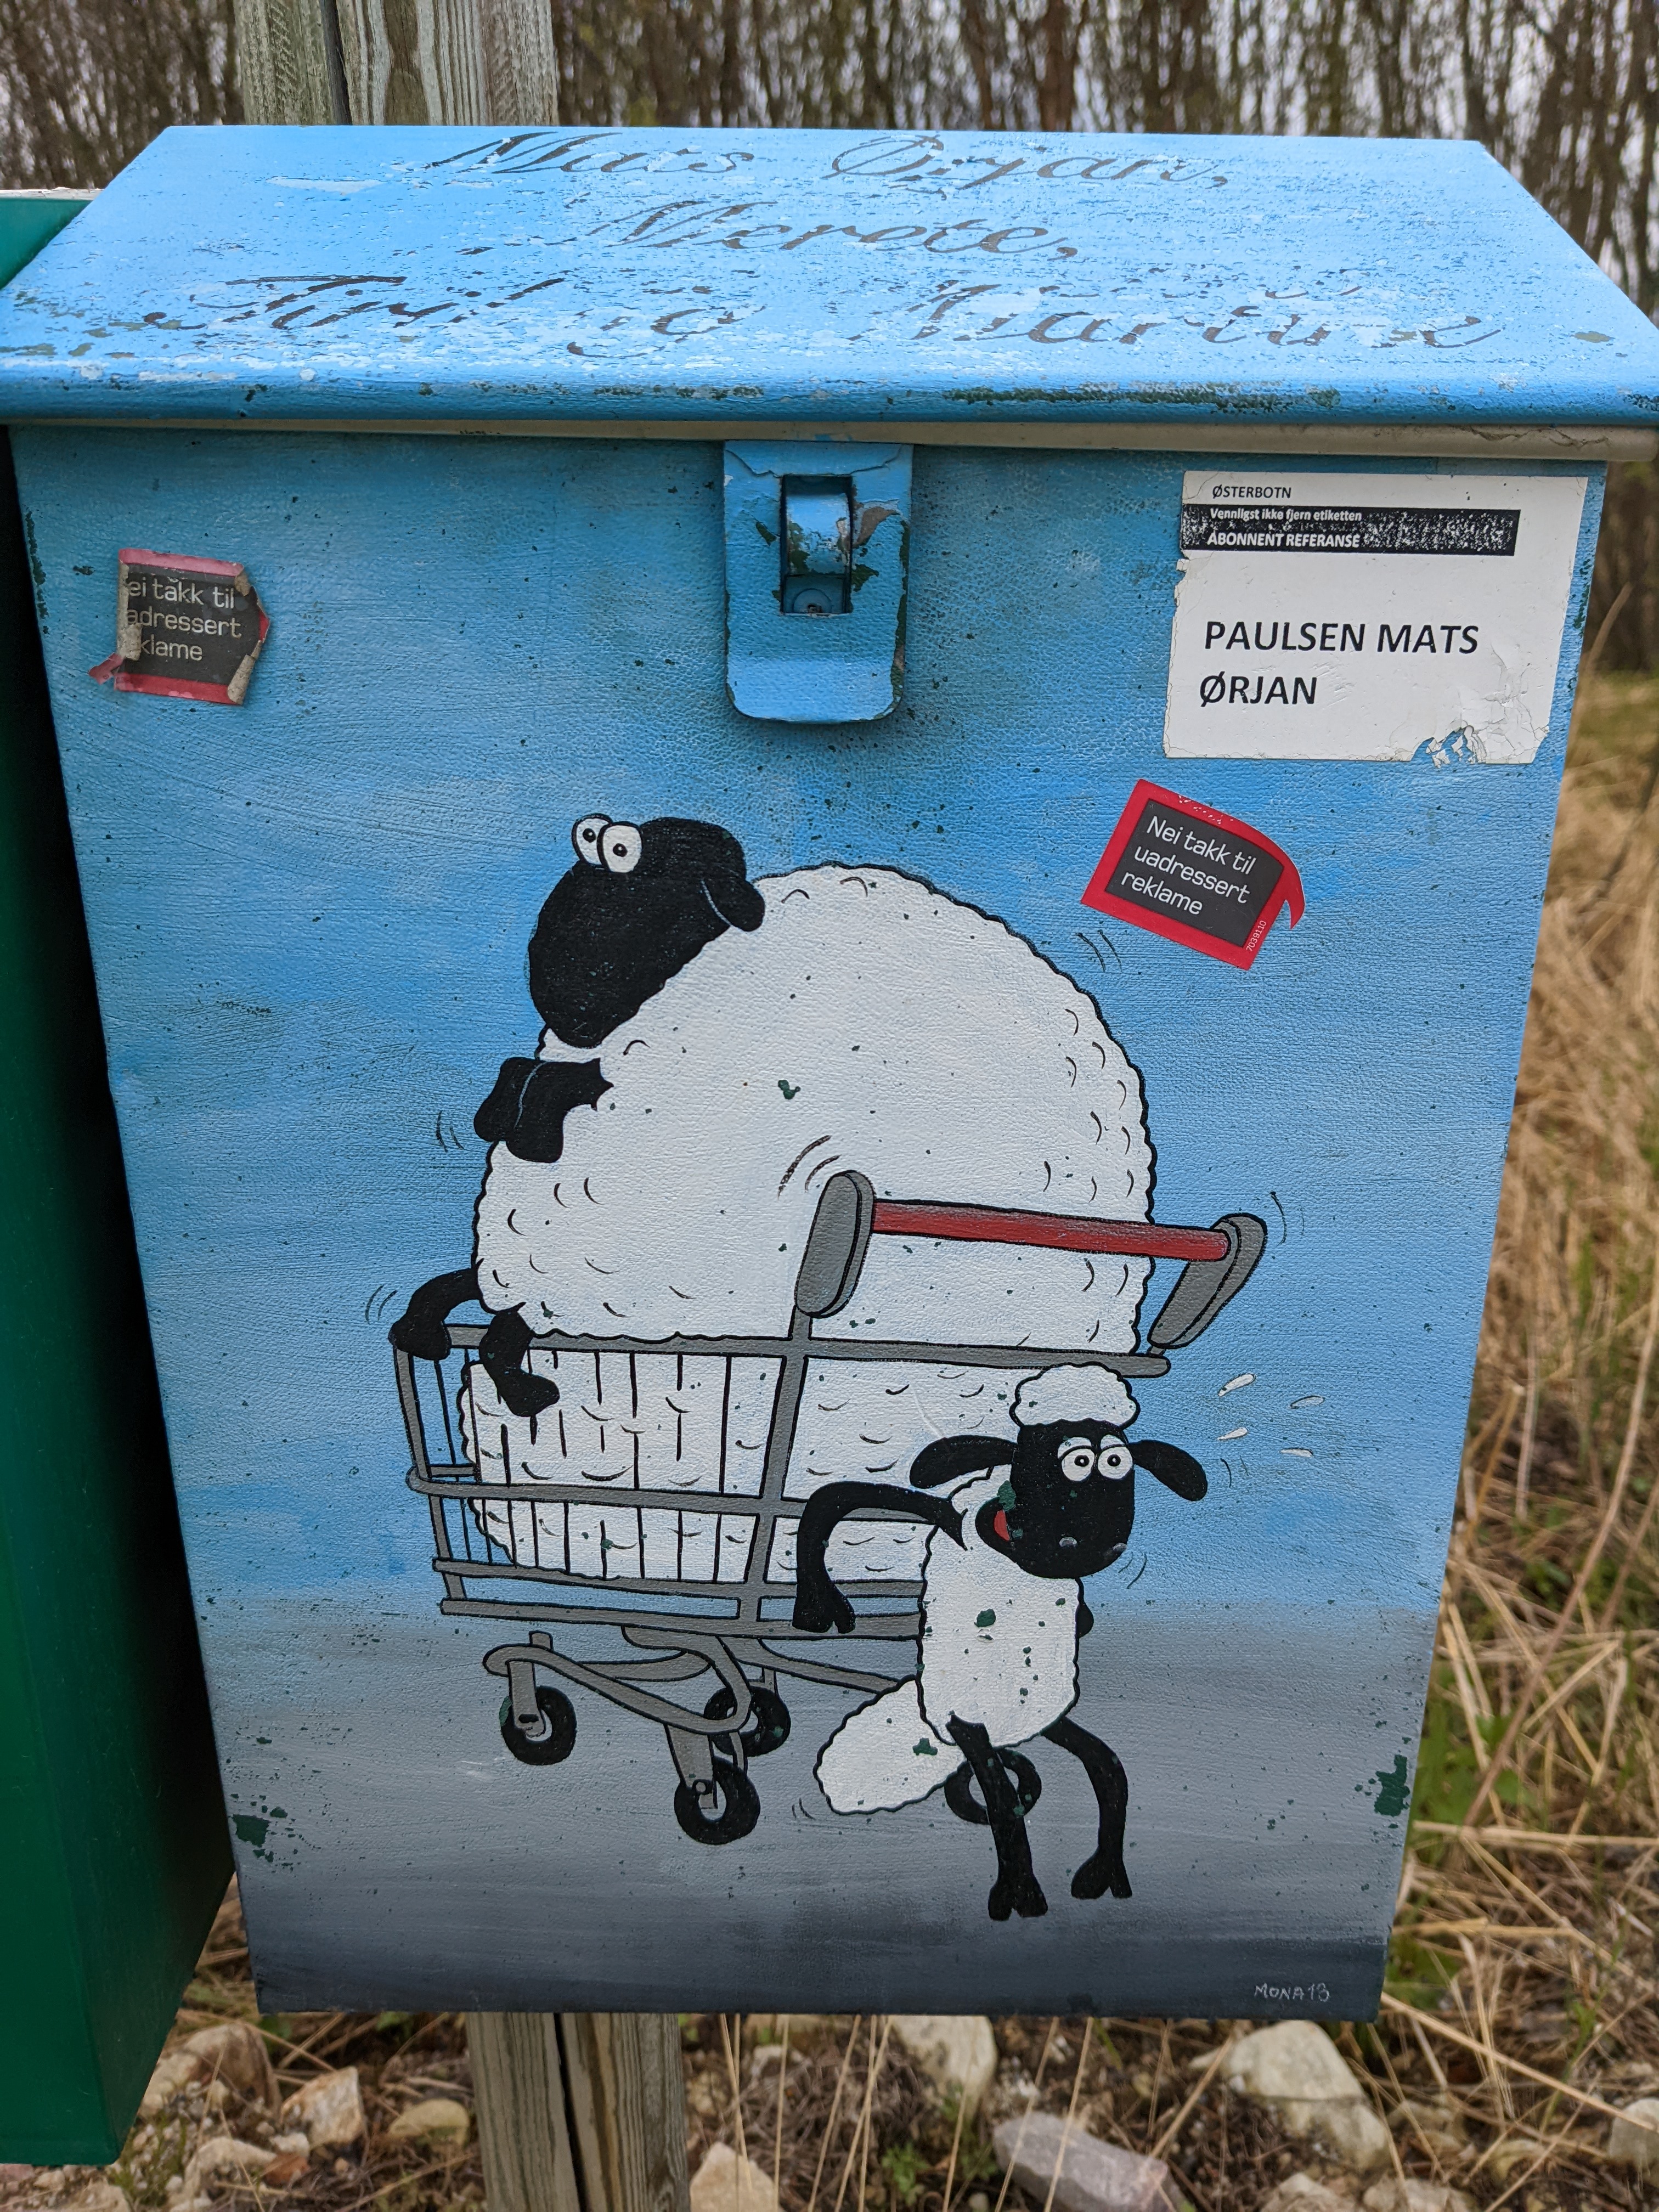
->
[791,1172,1256,1328]
[868,1199,1232,1263]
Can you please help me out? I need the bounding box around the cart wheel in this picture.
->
[673,1758,761,1845]
[499,1688,577,1767]
[945,1749,1042,1825]
[704,1683,791,1758]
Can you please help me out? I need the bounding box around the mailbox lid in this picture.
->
[0,125,1655,432]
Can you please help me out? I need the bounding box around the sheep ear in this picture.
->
[1132,1439,1207,1502]
[703,873,765,932]
[911,1435,1013,1489]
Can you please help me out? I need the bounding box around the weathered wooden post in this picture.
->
[235,0,561,129]
[227,16,688,2212]
[469,2014,690,2212]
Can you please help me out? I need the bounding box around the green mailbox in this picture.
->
[0,190,230,2168]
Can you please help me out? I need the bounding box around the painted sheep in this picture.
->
[392,812,1156,1584]
[797,1366,1207,1921]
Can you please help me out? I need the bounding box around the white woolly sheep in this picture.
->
[796,1365,1209,1923]
[394,816,1156,1585]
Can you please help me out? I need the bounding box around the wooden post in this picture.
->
[229,21,682,2212]
[469,2014,691,2212]
[233,0,350,125]
[232,0,560,126]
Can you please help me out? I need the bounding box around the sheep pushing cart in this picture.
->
[394,1171,1263,1844]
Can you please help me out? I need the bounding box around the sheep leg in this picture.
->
[1043,1714,1133,1900]
[481,1308,560,1417]
[389,1266,479,1362]
[946,1716,1047,1922]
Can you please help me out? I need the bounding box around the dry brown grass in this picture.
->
[1370,669,1659,2198]
[10,676,1659,2212]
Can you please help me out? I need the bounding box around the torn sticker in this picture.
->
[1081,780,1305,971]
[89,550,269,704]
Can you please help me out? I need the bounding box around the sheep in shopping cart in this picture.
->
[795,1365,1207,1923]
[392,810,1156,1579]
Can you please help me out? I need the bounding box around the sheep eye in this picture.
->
[1098,1444,1133,1481]
[1059,1444,1095,1483]
[602,823,643,875]
[573,815,610,865]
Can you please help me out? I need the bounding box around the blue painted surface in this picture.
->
[12,419,1601,2012]
[0,127,1656,426]
[725,442,911,720]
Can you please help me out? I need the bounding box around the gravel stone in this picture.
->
[888,2019,999,2121]
[386,2100,471,2148]
[280,2069,366,2152]
[1609,2098,1659,2176]
[992,2112,1176,2212]
[689,2144,778,2212]
[1223,2024,1390,2173]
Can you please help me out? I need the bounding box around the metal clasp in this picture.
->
[780,477,854,616]
[724,441,911,723]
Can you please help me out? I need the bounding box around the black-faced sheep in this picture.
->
[391,815,766,1414]
[795,1366,1207,1923]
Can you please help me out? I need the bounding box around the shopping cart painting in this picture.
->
[395,1167,1263,1918]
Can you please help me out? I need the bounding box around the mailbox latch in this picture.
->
[780,477,854,616]
[724,442,911,723]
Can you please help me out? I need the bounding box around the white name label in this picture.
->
[1162,470,1588,765]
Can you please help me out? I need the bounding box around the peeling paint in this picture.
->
[1372,1756,1410,1818]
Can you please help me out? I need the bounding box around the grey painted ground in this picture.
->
[223,1595,1424,2019]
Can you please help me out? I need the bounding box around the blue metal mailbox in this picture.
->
[0,124,1654,2019]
